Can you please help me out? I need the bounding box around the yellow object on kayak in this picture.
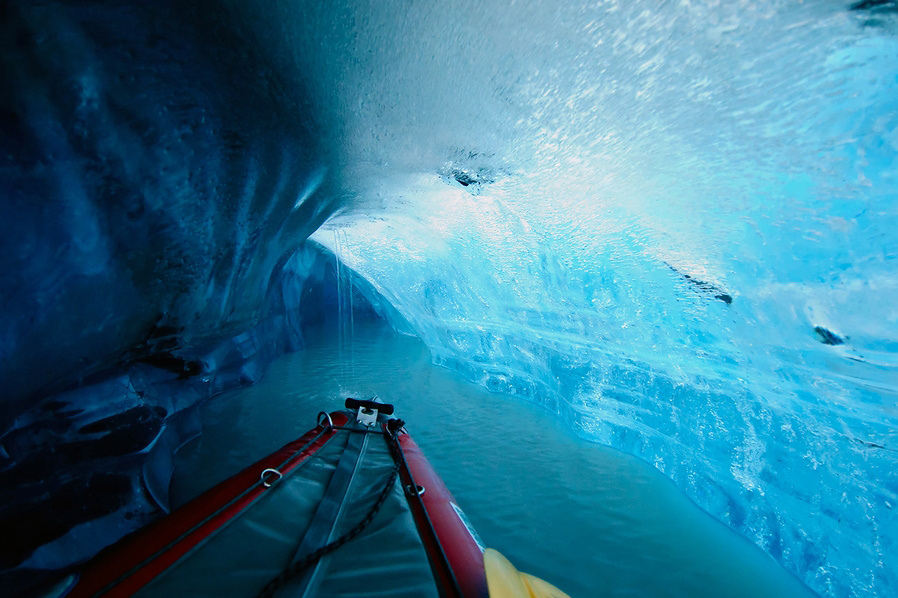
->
[484,548,571,598]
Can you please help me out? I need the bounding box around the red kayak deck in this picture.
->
[66,404,488,597]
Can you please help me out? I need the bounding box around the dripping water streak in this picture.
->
[343,229,357,381]
[333,228,345,385]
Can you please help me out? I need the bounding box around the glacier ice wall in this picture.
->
[288,1,895,596]
[0,2,333,427]
[0,2,346,588]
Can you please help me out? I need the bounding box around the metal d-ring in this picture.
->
[261,468,283,488]
[405,484,425,497]
[317,411,334,429]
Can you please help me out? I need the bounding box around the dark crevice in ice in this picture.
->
[814,326,846,346]
[0,473,132,571]
[665,263,734,305]
[438,149,507,195]
[850,0,898,13]
[134,353,203,380]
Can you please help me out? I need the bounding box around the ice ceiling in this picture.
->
[1,1,896,596]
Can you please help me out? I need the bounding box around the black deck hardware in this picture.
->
[345,398,395,415]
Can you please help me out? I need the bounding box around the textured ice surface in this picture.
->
[0,2,333,427]
[0,5,341,581]
[2,1,897,596]
[298,2,897,596]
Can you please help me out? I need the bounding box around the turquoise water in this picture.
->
[170,320,816,597]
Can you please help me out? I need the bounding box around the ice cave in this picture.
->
[0,1,896,597]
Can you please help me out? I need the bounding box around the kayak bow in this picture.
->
[63,398,568,598]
